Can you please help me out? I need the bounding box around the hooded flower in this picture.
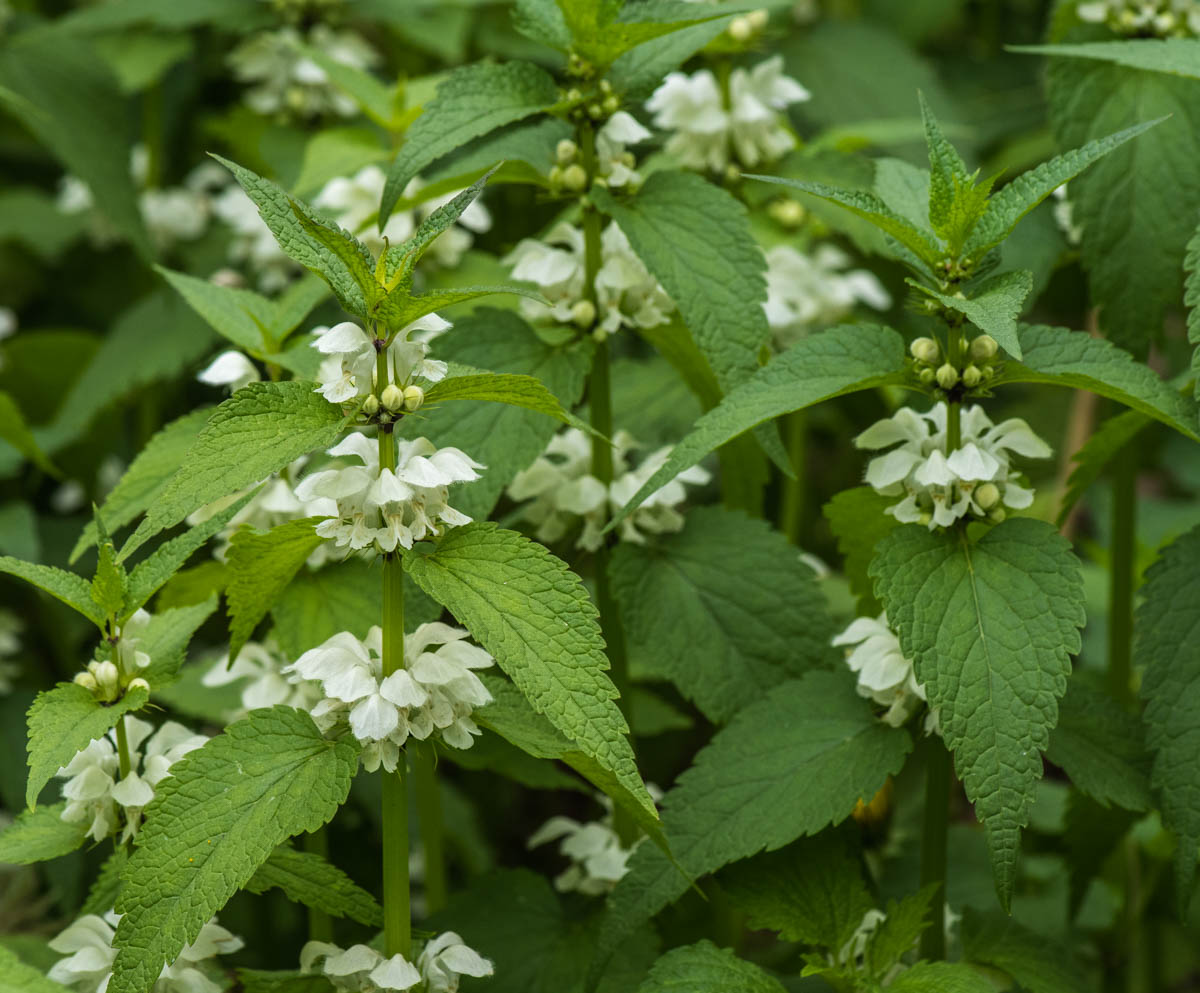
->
[832,614,932,729]
[417,932,495,992]
[311,317,449,405]
[595,111,653,189]
[202,639,323,718]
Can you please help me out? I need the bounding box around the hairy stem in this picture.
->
[413,743,447,914]
[1108,442,1137,709]
[302,829,333,941]
[918,737,950,961]
[780,412,806,545]
[115,715,132,781]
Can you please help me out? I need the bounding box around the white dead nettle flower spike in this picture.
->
[56,717,208,844]
[311,315,449,405]
[507,427,710,551]
[504,221,673,337]
[202,639,323,718]
[1076,0,1200,37]
[855,402,1052,529]
[762,243,892,349]
[832,614,937,731]
[283,622,495,772]
[301,933,492,993]
[594,111,653,189]
[48,910,242,993]
[646,55,809,173]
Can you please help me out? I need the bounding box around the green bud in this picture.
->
[90,660,120,701]
[728,15,753,41]
[935,363,959,390]
[548,165,564,187]
[555,139,578,164]
[571,299,596,328]
[768,198,805,227]
[128,677,150,693]
[909,337,940,364]
[724,163,741,184]
[988,506,1007,523]
[74,671,98,693]
[562,163,588,192]
[748,8,769,29]
[565,87,582,104]
[599,79,613,95]
[961,364,982,388]
[380,384,405,412]
[974,482,1001,510]
[402,385,425,412]
[587,102,603,120]
[969,334,999,362]
[919,367,935,385]
[363,395,380,416]
[602,94,620,115]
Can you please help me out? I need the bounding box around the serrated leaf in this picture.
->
[720,833,873,952]
[593,671,912,975]
[823,487,900,614]
[245,845,382,926]
[82,847,128,916]
[871,520,1085,909]
[291,203,379,320]
[1186,219,1200,398]
[637,941,786,993]
[422,372,580,428]
[997,324,1200,442]
[109,707,358,993]
[1057,410,1150,526]
[380,61,559,224]
[377,284,547,330]
[0,558,105,627]
[226,519,324,665]
[865,886,937,979]
[1046,680,1151,811]
[0,391,58,476]
[26,683,149,809]
[608,324,908,533]
[402,523,656,823]
[1136,523,1200,912]
[611,506,834,723]
[920,91,972,239]
[513,0,571,51]
[0,802,90,864]
[157,266,274,354]
[608,13,742,98]
[137,597,219,689]
[91,541,128,621]
[0,945,71,993]
[122,381,346,558]
[886,962,993,993]
[961,909,1092,993]
[1011,39,1200,80]
[916,269,1033,359]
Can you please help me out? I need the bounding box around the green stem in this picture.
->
[142,83,165,191]
[1108,442,1136,708]
[302,829,333,941]
[379,425,412,960]
[918,737,950,961]
[115,716,132,781]
[413,743,447,915]
[780,411,806,545]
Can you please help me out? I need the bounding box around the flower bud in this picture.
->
[127,677,150,693]
[935,363,959,390]
[988,506,1007,523]
[571,299,596,328]
[969,334,999,362]
[909,337,940,364]
[562,164,588,192]
[555,139,578,165]
[768,198,805,227]
[381,384,405,412]
[974,482,1001,510]
[565,87,582,104]
[919,367,935,385]
[74,671,98,693]
[90,660,120,700]
[548,165,564,187]
[728,16,753,41]
[363,395,380,416]
[724,163,741,184]
[402,385,425,412]
[587,102,604,120]
[961,364,982,388]
[747,8,769,29]
[602,94,620,115]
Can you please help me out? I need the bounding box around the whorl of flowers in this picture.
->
[301,932,493,993]
[832,614,935,731]
[201,639,323,719]
[1076,0,1200,37]
[855,402,1052,529]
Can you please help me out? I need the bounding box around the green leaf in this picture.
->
[592,171,770,394]
[137,597,220,689]
[611,506,834,723]
[915,269,1033,359]
[823,487,900,614]
[1044,56,1200,351]
[0,391,57,475]
[0,802,90,864]
[608,324,909,533]
[0,558,106,627]
[91,537,129,621]
[1046,680,1151,812]
[1186,219,1200,398]
[26,682,150,808]
[997,324,1200,441]
[71,409,212,563]
[377,284,547,330]
[961,909,1092,993]
[1057,410,1150,527]
[123,381,346,558]
[865,886,937,978]
[1011,39,1200,80]
[637,941,786,993]
[0,946,71,993]
[920,91,973,240]
[0,31,149,258]
[513,0,571,51]
[157,266,275,354]
[720,833,873,951]
[245,845,383,927]
[402,523,656,823]
[1136,523,1200,911]
[608,14,742,98]
[871,519,1086,909]
[965,118,1162,262]
[594,672,912,973]
[291,204,380,320]
[226,519,323,665]
[380,61,559,224]
[886,962,993,993]
[1063,792,1137,917]
[422,372,580,428]
[109,707,358,993]
[442,720,587,794]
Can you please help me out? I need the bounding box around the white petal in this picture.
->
[350,694,400,741]
[369,955,422,991]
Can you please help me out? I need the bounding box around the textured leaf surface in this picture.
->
[823,487,899,614]
[1187,220,1200,398]
[423,372,578,426]
[611,507,833,723]
[1057,410,1150,526]
[871,520,1085,908]
[1136,524,1200,909]
[124,382,345,556]
[245,846,382,926]
[403,523,654,820]
[83,847,128,916]
[998,325,1199,441]
[919,270,1032,359]
[609,324,908,530]
[886,962,994,993]
[865,886,937,978]
[0,946,70,993]
[0,802,89,864]
[961,909,1092,993]
[0,558,106,627]
[137,598,220,689]
[110,707,358,993]
[637,941,785,993]
[381,61,558,222]
[1012,39,1200,79]
[26,683,149,808]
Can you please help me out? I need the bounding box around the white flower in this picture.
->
[832,614,930,729]
[646,55,809,172]
[1077,0,1200,36]
[283,622,494,771]
[202,640,322,718]
[0,306,17,341]
[855,402,1051,529]
[57,718,208,844]
[595,111,652,189]
[311,318,449,405]
[302,941,422,992]
[762,243,891,349]
[418,932,494,992]
[49,911,242,993]
[197,350,260,392]
[1051,184,1083,247]
[528,817,635,895]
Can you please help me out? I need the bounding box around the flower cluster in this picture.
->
[202,639,323,718]
[504,221,673,337]
[284,622,495,772]
[311,317,448,405]
[506,427,710,551]
[1076,0,1200,36]
[228,24,379,118]
[48,911,242,993]
[551,113,652,193]
[301,933,493,993]
[74,610,156,704]
[832,614,932,730]
[56,718,208,843]
[527,815,637,896]
[856,402,1052,529]
[762,243,892,349]
[646,56,809,174]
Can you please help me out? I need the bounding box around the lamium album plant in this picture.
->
[2,1,1200,992]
